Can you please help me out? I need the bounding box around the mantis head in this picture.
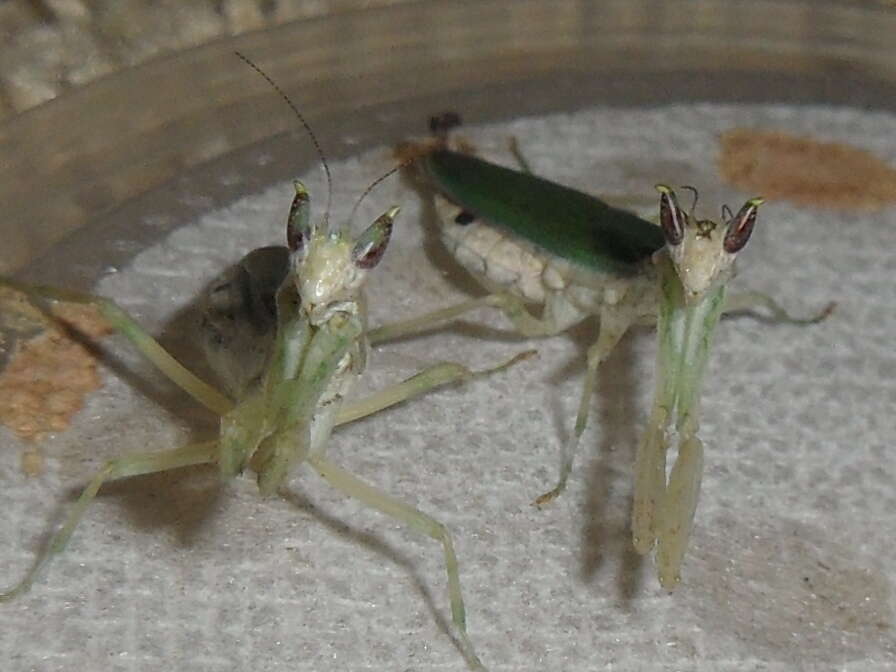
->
[656,184,761,304]
[286,180,397,324]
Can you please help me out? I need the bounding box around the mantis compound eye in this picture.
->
[723,197,763,254]
[287,180,313,256]
[352,207,398,269]
[656,184,686,246]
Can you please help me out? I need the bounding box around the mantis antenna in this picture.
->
[234,50,334,232]
[347,160,413,225]
[680,184,699,219]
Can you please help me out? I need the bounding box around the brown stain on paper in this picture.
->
[0,286,112,474]
[719,128,896,210]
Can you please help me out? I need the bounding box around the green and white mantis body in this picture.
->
[374,115,832,589]
[0,69,532,672]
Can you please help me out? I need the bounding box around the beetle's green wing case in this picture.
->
[425,150,664,275]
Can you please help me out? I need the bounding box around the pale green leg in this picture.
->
[0,440,219,602]
[655,429,703,589]
[632,257,686,559]
[631,405,670,555]
[724,291,835,324]
[640,266,725,589]
[308,454,487,672]
[2,279,233,415]
[534,309,631,507]
[336,350,536,426]
[368,296,499,344]
[638,290,832,582]
[219,390,267,478]
[368,291,561,345]
[371,292,628,507]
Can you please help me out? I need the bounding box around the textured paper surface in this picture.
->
[1,105,894,671]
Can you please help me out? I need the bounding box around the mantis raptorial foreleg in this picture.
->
[632,257,686,561]
[632,254,727,589]
[631,405,669,555]
[0,440,219,602]
[308,453,486,671]
[656,431,704,588]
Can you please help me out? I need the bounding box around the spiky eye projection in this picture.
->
[351,207,399,269]
[656,184,686,246]
[723,197,763,254]
[287,181,313,255]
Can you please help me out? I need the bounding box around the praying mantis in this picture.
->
[374,114,833,589]
[0,61,534,672]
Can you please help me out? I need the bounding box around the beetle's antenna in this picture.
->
[680,185,699,218]
[235,51,333,232]
[348,158,414,225]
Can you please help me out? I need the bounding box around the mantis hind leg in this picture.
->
[723,291,835,324]
[336,350,536,427]
[0,440,218,602]
[307,454,487,672]
[368,291,566,346]
[1,279,233,416]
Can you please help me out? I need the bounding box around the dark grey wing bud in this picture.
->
[199,246,290,396]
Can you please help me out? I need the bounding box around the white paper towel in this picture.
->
[1,104,893,671]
